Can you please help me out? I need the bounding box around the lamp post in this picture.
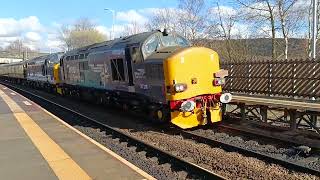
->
[104,8,116,40]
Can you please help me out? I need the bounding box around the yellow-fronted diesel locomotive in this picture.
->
[0,30,231,129]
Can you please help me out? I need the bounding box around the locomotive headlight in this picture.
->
[220,93,232,103]
[180,100,196,112]
[173,83,187,93]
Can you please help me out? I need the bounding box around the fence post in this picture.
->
[240,103,246,121]
[260,106,268,123]
[289,109,297,130]
[268,60,272,96]
[292,60,296,98]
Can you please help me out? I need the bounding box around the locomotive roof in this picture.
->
[63,31,158,56]
[26,52,63,64]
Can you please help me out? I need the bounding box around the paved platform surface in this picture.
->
[0,84,154,180]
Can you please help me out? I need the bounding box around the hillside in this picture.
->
[198,38,312,61]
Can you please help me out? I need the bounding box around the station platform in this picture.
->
[0,84,154,180]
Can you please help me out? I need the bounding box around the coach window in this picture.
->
[75,55,79,60]
[79,54,84,59]
[85,53,89,59]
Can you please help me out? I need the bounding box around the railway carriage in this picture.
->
[0,61,26,83]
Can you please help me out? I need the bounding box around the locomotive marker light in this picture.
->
[213,69,228,86]
[173,83,187,92]
[213,78,225,86]
[220,93,232,104]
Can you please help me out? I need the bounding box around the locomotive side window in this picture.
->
[111,59,125,81]
[131,47,142,63]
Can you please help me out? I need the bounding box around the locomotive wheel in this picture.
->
[150,107,169,123]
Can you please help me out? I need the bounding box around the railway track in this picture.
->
[2,81,320,177]
[176,129,320,176]
[217,123,320,149]
[0,82,225,180]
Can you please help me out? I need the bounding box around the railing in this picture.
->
[221,59,320,101]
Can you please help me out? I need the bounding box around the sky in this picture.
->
[0,0,180,52]
[0,0,309,53]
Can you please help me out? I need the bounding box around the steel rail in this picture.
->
[0,81,225,180]
[177,129,320,176]
[217,124,320,149]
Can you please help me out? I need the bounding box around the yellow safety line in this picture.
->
[0,89,91,180]
[2,86,155,180]
[39,107,156,180]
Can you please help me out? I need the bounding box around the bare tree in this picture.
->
[73,18,95,31]
[277,0,307,59]
[237,0,278,60]
[122,21,145,36]
[59,25,72,50]
[178,0,207,42]
[59,18,107,50]
[146,8,180,32]
[5,39,33,56]
[306,0,320,57]
[1,39,37,59]
[210,3,237,60]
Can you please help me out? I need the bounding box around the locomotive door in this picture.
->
[125,47,134,92]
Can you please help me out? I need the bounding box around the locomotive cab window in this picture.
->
[111,59,125,81]
[162,35,177,47]
[143,35,160,58]
[176,35,191,47]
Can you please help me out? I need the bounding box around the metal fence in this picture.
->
[221,59,320,100]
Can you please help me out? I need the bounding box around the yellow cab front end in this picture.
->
[163,47,231,129]
[53,63,63,95]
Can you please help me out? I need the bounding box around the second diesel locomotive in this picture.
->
[0,30,232,129]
